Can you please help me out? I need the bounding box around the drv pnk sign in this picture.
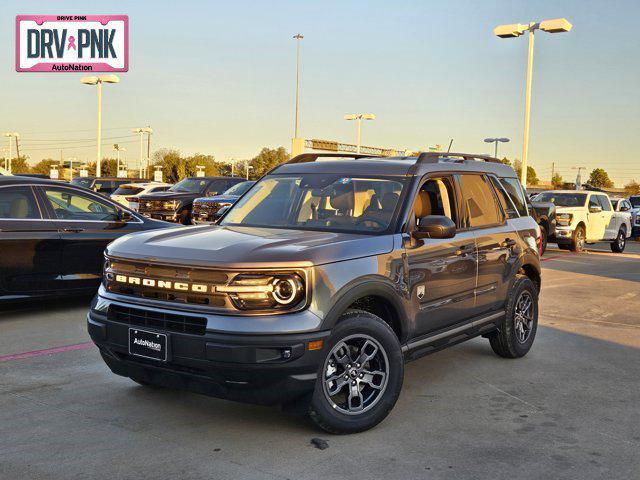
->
[16,15,128,72]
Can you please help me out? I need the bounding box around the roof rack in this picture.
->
[287,153,377,164]
[415,152,502,164]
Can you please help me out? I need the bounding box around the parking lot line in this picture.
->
[0,341,94,363]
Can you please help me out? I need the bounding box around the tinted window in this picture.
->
[206,180,231,195]
[536,192,588,207]
[0,186,41,219]
[489,176,518,219]
[459,174,503,228]
[596,195,611,211]
[499,178,528,217]
[630,197,640,208]
[93,181,113,193]
[169,178,209,193]
[224,181,254,196]
[112,186,144,196]
[150,186,170,193]
[588,196,599,209]
[43,188,118,221]
[70,178,93,188]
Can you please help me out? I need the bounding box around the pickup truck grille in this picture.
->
[108,304,207,335]
[138,199,172,214]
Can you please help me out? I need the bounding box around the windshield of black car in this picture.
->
[169,178,209,193]
[71,178,93,188]
[535,192,587,207]
[630,197,640,208]
[224,181,253,196]
[220,174,406,233]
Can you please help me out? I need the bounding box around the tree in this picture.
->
[551,172,563,188]
[588,168,614,189]
[624,180,640,195]
[31,158,60,175]
[513,159,539,186]
[150,149,226,183]
[8,156,30,174]
[87,158,119,177]
[248,147,290,179]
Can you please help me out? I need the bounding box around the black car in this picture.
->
[90,152,541,433]
[70,177,148,196]
[191,181,255,224]
[0,176,171,301]
[137,176,245,224]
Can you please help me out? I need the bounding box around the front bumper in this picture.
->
[549,225,574,244]
[140,210,180,222]
[88,296,329,405]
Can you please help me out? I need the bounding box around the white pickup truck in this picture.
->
[533,190,632,252]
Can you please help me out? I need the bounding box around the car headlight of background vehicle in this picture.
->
[162,200,180,210]
[216,272,306,311]
[556,213,573,226]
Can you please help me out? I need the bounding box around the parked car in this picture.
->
[191,180,255,225]
[110,182,172,211]
[89,152,541,433]
[627,195,640,239]
[70,177,148,196]
[535,190,632,252]
[612,197,640,239]
[137,176,245,224]
[0,176,172,301]
[528,197,556,255]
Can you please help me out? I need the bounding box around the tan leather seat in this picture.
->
[414,191,432,218]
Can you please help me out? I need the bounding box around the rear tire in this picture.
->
[570,225,586,252]
[610,227,626,253]
[489,276,538,359]
[309,310,403,434]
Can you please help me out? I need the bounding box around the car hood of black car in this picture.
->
[106,225,395,268]
[195,195,238,204]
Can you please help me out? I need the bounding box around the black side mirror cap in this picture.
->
[414,215,456,239]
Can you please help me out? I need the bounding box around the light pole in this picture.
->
[572,166,586,190]
[113,144,127,177]
[81,75,120,178]
[291,33,304,157]
[3,132,19,173]
[344,114,375,153]
[245,161,253,180]
[494,18,572,186]
[132,127,153,178]
[483,137,510,158]
[67,157,77,180]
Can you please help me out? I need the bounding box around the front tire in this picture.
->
[489,276,539,359]
[610,227,626,253]
[570,225,586,252]
[309,310,403,434]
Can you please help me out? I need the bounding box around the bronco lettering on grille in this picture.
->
[114,275,213,293]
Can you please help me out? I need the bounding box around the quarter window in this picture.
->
[489,176,519,219]
[458,174,503,228]
[0,186,41,219]
[43,188,119,221]
[499,177,528,217]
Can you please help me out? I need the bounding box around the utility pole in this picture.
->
[551,162,555,183]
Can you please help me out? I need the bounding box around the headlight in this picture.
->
[216,273,306,311]
[162,200,179,210]
[556,213,573,226]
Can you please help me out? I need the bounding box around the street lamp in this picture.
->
[113,144,127,177]
[494,18,572,186]
[291,33,304,157]
[344,113,376,153]
[81,74,120,178]
[483,137,510,158]
[3,132,19,173]
[572,166,586,190]
[245,161,253,180]
[132,127,153,178]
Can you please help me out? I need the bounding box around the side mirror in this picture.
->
[589,205,602,213]
[117,210,134,222]
[414,215,456,239]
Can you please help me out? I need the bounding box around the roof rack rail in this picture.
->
[415,152,502,165]
[287,153,377,164]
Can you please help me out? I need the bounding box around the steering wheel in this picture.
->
[355,216,386,229]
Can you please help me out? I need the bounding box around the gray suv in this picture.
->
[89,152,541,433]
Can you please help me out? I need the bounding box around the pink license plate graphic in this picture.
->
[16,15,128,72]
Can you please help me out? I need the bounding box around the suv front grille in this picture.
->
[108,304,207,335]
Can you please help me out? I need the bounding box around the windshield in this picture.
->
[112,185,144,196]
[169,178,209,193]
[224,181,254,196]
[71,178,93,188]
[630,197,640,208]
[535,192,587,207]
[221,174,406,233]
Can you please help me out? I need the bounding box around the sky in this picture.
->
[1,0,639,186]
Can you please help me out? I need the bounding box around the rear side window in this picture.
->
[0,186,41,219]
[458,174,503,228]
[489,176,519,219]
[596,195,611,211]
[499,178,528,217]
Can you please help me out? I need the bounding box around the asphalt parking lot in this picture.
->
[1,242,639,480]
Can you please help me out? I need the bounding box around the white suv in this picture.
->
[110,182,171,211]
[535,190,632,252]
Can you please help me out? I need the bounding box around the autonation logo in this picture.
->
[133,338,162,352]
[16,15,128,72]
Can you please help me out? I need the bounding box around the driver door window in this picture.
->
[42,187,119,221]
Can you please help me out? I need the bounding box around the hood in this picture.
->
[195,195,239,204]
[139,190,201,201]
[106,225,394,268]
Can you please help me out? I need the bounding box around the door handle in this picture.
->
[501,238,517,248]
[59,227,85,233]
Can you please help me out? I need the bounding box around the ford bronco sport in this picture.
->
[89,152,541,433]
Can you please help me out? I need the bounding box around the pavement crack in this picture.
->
[472,377,542,412]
